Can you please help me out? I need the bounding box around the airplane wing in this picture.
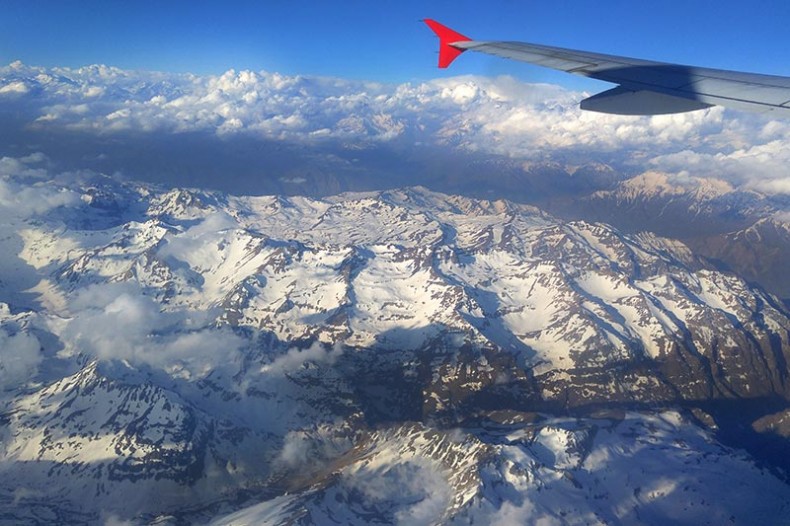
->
[424,19,790,117]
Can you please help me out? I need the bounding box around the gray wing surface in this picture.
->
[455,41,790,116]
[425,19,790,117]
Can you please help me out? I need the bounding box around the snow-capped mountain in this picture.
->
[691,216,790,299]
[1,174,789,524]
[214,414,790,526]
[551,170,790,301]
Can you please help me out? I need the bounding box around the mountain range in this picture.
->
[1,176,789,524]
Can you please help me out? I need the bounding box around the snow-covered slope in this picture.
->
[213,413,790,526]
[1,174,789,524]
[569,171,790,299]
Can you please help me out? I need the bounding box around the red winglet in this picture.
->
[424,19,472,68]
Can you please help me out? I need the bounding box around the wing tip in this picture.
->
[424,19,471,68]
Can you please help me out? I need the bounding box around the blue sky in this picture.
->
[2,0,790,89]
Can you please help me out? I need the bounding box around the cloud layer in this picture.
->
[1,61,790,196]
[0,62,790,206]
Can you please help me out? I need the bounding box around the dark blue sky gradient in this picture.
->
[2,0,789,89]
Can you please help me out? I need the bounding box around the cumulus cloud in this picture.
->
[0,154,49,180]
[59,282,244,379]
[275,422,356,475]
[485,500,542,526]
[648,139,790,194]
[0,178,81,218]
[0,325,42,391]
[1,61,789,196]
[0,154,83,220]
[260,341,343,377]
[158,211,238,259]
[341,458,452,526]
[0,80,29,95]
[277,430,315,467]
[772,211,790,224]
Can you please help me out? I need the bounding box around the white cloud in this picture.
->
[486,500,546,526]
[0,81,28,95]
[157,211,238,264]
[749,177,790,195]
[648,139,790,194]
[0,181,80,216]
[2,63,790,195]
[340,458,452,526]
[277,430,315,467]
[772,211,790,224]
[260,341,343,376]
[0,327,41,391]
[276,421,354,472]
[0,158,82,219]
[0,154,49,179]
[60,282,244,379]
